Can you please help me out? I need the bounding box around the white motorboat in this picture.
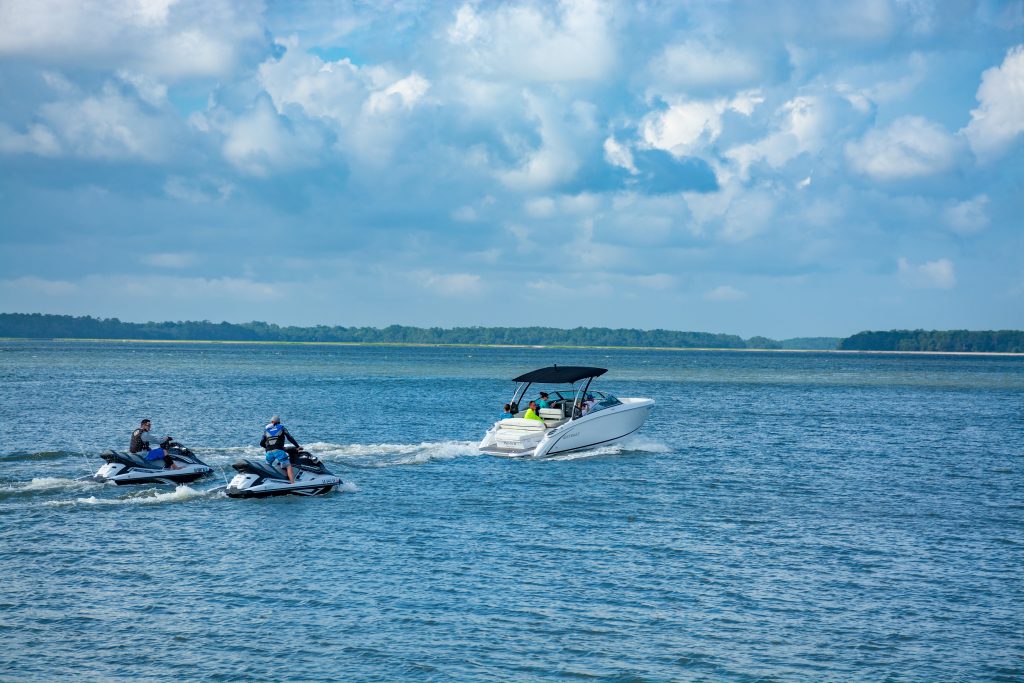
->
[478,366,654,458]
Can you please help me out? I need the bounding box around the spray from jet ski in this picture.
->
[93,440,214,486]
[226,446,342,498]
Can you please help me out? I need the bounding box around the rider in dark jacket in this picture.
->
[260,415,300,483]
[130,419,180,469]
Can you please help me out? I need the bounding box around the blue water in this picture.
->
[1,341,1022,681]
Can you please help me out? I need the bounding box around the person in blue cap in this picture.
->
[260,415,301,483]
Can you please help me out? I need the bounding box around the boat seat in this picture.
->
[538,408,565,426]
[498,418,546,431]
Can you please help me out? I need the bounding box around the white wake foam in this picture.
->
[544,436,671,461]
[2,477,103,496]
[303,440,480,467]
[44,484,209,507]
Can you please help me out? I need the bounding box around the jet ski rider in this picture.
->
[129,419,181,470]
[261,415,301,484]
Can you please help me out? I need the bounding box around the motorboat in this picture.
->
[94,441,214,485]
[478,366,654,458]
[226,447,343,498]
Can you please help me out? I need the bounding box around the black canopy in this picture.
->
[512,366,607,384]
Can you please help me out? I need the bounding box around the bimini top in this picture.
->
[512,366,607,384]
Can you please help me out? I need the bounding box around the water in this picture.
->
[1,341,1022,681]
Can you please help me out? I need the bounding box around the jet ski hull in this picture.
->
[94,462,213,485]
[225,474,342,498]
[93,446,213,485]
[225,454,342,498]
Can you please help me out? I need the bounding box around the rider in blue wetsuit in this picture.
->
[129,419,181,470]
[260,415,300,483]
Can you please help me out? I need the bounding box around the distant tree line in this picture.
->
[0,313,846,349]
[839,329,1024,353]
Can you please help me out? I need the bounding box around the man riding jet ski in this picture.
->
[225,445,342,498]
[94,437,213,486]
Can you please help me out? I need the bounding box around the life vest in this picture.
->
[263,423,285,450]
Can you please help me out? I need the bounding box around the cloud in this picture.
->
[214,96,326,176]
[705,285,746,301]
[0,122,60,156]
[35,83,175,161]
[897,257,956,289]
[962,44,1024,161]
[845,116,958,180]
[498,92,581,191]
[446,0,615,83]
[416,271,484,297]
[943,195,990,235]
[725,95,837,180]
[640,92,761,157]
[0,0,266,80]
[164,175,235,203]
[648,40,771,92]
[0,273,282,303]
[255,39,432,166]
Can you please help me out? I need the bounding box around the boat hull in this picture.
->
[480,398,654,458]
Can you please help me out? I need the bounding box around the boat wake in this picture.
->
[43,484,213,507]
[302,440,481,468]
[544,436,671,461]
[0,476,104,500]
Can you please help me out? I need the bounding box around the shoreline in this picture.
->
[1,337,1022,356]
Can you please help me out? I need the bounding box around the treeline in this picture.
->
[0,313,839,349]
[839,329,1024,353]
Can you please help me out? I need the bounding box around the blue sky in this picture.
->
[0,0,1021,338]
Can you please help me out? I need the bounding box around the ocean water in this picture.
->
[1,341,1022,681]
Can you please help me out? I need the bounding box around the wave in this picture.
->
[302,440,481,467]
[43,484,211,508]
[0,476,103,500]
[0,450,77,462]
[544,435,671,461]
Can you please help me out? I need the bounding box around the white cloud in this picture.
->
[897,257,956,289]
[725,95,835,180]
[845,116,958,180]
[364,73,430,115]
[416,271,484,297]
[603,136,637,174]
[116,69,168,106]
[445,0,615,83]
[649,40,763,90]
[944,195,990,235]
[641,92,760,157]
[705,285,746,301]
[0,0,264,80]
[37,83,173,161]
[218,97,325,176]
[0,122,60,156]
[962,44,1024,161]
[0,273,281,302]
[498,92,580,191]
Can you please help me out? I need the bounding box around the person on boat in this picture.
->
[500,403,514,419]
[129,419,181,470]
[581,394,597,415]
[536,392,552,409]
[261,415,301,483]
[523,401,544,422]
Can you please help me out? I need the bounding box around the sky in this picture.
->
[0,0,1022,338]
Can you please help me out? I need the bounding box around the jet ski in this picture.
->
[94,440,214,485]
[225,446,342,498]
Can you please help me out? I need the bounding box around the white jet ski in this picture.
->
[94,441,214,485]
[225,447,342,498]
